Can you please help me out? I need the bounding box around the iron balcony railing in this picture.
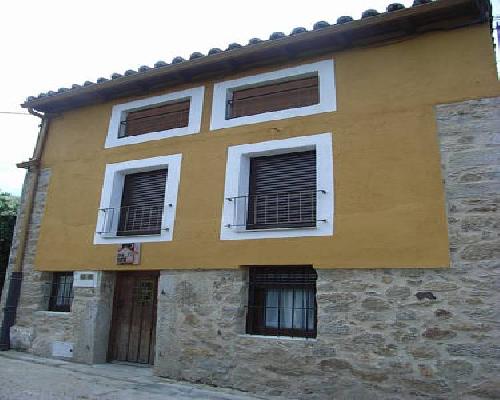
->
[97,204,169,236]
[225,190,327,229]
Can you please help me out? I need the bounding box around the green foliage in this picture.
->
[0,190,20,217]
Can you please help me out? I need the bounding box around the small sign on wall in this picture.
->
[52,341,74,358]
[117,243,141,265]
[74,271,100,288]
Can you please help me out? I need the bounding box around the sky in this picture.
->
[0,0,498,195]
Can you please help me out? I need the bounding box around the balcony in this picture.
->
[225,190,327,230]
[96,204,168,237]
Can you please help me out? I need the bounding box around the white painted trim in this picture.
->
[105,87,204,148]
[93,154,182,244]
[34,311,72,317]
[210,60,336,130]
[237,334,317,342]
[220,133,334,240]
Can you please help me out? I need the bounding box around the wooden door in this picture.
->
[108,272,158,365]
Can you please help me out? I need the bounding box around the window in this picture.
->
[48,272,74,312]
[120,100,190,138]
[246,266,317,338]
[227,75,319,119]
[211,60,335,130]
[105,87,204,149]
[247,151,317,229]
[94,154,182,244]
[117,169,167,236]
[220,133,334,240]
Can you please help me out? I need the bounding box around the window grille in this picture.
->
[246,266,317,338]
[227,75,319,119]
[48,272,74,312]
[120,99,190,138]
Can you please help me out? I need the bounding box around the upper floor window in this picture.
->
[211,60,335,130]
[94,154,182,244]
[105,87,204,149]
[117,169,167,236]
[246,150,317,230]
[120,100,190,138]
[220,132,334,240]
[227,75,319,119]
[48,272,74,312]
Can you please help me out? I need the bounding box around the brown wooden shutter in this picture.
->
[118,169,167,236]
[122,100,190,137]
[228,75,319,119]
[247,150,316,229]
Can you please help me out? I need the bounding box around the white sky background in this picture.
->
[0,0,498,195]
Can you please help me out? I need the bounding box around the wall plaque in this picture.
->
[117,243,141,265]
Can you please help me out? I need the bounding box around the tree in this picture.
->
[0,191,19,217]
[0,190,18,294]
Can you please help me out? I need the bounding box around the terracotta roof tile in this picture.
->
[23,0,485,107]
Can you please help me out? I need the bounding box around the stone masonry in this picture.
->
[0,168,53,350]
[0,168,115,363]
[0,96,499,399]
[154,97,500,399]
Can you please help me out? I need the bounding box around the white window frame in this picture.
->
[220,132,334,240]
[210,60,336,131]
[105,86,204,149]
[94,154,182,244]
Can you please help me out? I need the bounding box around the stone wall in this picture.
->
[71,272,115,364]
[0,168,114,364]
[1,96,499,398]
[0,168,53,349]
[154,96,500,399]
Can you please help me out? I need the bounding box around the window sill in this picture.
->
[230,225,319,233]
[34,311,72,317]
[221,224,331,240]
[238,334,317,342]
[95,232,168,244]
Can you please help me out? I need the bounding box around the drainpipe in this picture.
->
[0,109,50,350]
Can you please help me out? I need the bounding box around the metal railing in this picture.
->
[97,204,167,236]
[225,190,327,229]
[47,273,74,313]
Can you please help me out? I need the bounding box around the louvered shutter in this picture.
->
[121,100,190,137]
[228,75,319,119]
[118,169,167,236]
[247,150,316,229]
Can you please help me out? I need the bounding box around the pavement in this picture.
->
[0,351,265,400]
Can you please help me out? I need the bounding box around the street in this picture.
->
[0,351,265,400]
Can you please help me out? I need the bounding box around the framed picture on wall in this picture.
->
[116,243,141,265]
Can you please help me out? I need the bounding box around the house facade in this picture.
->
[1,0,500,398]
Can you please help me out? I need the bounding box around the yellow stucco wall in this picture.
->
[35,24,500,271]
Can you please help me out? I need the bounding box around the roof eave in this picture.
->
[22,0,491,113]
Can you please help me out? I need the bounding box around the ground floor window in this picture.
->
[48,272,74,312]
[246,266,317,338]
